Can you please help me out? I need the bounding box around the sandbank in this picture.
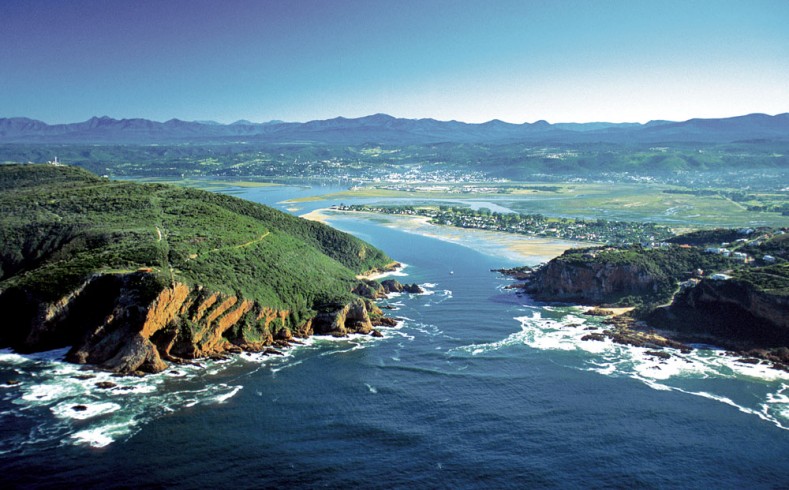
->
[300,209,332,224]
[304,208,586,264]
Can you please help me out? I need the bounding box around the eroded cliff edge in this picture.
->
[504,234,789,364]
[0,165,408,374]
[1,271,411,374]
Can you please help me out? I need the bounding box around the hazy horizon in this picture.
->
[2,0,788,125]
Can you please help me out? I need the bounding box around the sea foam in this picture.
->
[451,306,789,430]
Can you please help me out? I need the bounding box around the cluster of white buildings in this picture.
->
[704,247,750,262]
[704,248,778,264]
[701,227,786,265]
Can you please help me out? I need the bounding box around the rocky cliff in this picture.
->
[647,277,789,348]
[522,259,663,305]
[0,271,393,375]
[509,244,789,350]
[0,165,400,374]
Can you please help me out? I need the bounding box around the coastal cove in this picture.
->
[1,181,788,488]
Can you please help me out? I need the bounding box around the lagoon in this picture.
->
[1,182,787,488]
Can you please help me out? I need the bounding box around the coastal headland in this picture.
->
[501,231,789,370]
[0,165,416,375]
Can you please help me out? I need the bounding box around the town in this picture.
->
[334,204,676,245]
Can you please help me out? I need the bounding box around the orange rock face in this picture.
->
[140,284,191,338]
[5,272,386,375]
[198,299,254,354]
[193,292,220,322]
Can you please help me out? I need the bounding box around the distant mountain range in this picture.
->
[1,113,787,145]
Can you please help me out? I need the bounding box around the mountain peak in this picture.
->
[363,113,396,121]
[1,112,787,144]
[481,119,509,126]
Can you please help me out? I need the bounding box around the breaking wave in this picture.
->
[449,307,789,431]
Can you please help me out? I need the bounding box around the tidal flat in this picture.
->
[291,181,789,229]
[303,208,585,264]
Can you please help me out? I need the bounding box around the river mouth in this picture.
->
[1,181,788,488]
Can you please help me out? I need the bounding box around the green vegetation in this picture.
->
[542,227,789,308]
[664,188,789,215]
[666,228,751,246]
[503,183,789,228]
[2,141,788,185]
[339,204,674,245]
[2,140,786,229]
[0,165,391,321]
[293,180,787,229]
[734,263,789,296]
[556,245,733,306]
[746,232,789,260]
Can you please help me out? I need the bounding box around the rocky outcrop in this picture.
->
[684,279,789,331]
[353,280,387,299]
[380,279,424,294]
[313,298,374,336]
[648,278,789,348]
[0,165,401,375]
[357,261,402,278]
[492,266,533,280]
[521,260,661,304]
[353,278,424,298]
[509,253,789,351]
[0,271,393,375]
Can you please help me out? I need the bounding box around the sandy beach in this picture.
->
[299,208,332,223]
[301,208,586,264]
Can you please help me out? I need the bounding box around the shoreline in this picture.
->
[299,208,332,223]
[302,207,587,264]
[356,261,406,280]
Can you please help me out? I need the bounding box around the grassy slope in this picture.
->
[0,165,391,316]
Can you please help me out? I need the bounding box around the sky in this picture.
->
[1,0,788,124]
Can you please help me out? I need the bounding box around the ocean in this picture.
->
[1,183,787,488]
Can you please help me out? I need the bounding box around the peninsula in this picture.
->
[0,165,406,374]
[504,228,789,368]
[336,204,675,245]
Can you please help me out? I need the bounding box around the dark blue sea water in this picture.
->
[1,184,788,488]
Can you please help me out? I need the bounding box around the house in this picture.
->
[680,278,700,290]
[731,252,748,262]
[763,255,777,263]
[710,273,732,281]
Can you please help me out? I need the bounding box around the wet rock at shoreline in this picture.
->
[380,279,424,294]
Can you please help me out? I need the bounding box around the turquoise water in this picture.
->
[1,184,788,488]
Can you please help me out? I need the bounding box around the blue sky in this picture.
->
[1,0,787,124]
